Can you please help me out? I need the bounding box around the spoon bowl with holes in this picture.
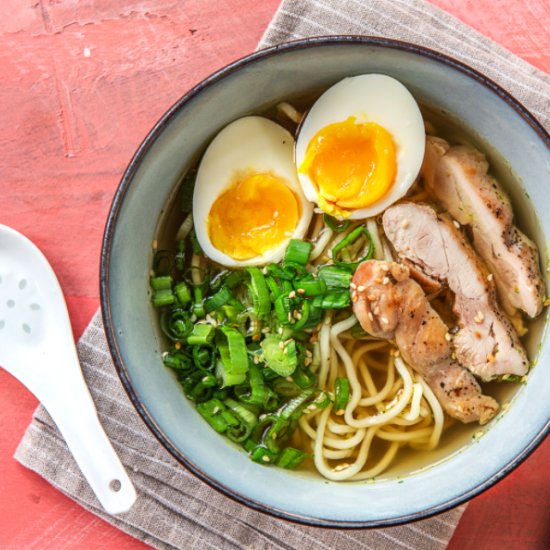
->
[0,224,136,515]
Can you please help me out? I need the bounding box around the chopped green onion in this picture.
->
[280,388,315,420]
[150,275,173,290]
[204,286,234,313]
[313,292,351,309]
[323,214,351,233]
[224,270,248,289]
[292,366,316,389]
[318,266,353,289]
[162,350,193,372]
[284,239,312,267]
[293,276,327,297]
[270,377,302,397]
[332,226,374,268]
[260,334,298,377]
[187,324,215,345]
[334,377,350,413]
[249,445,278,465]
[174,281,192,305]
[224,398,258,442]
[196,398,230,433]
[168,310,194,339]
[174,241,186,272]
[274,293,293,326]
[216,326,249,387]
[151,288,176,308]
[193,287,205,317]
[265,276,282,299]
[275,447,309,469]
[290,300,310,332]
[247,267,271,320]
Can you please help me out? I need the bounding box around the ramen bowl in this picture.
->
[100,36,550,527]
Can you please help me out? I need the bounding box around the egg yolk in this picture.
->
[299,117,396,218]
[208,172,300,260]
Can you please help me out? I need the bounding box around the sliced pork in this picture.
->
[425,141,544,318]
[383,202,529,381]
[352,260,498,425]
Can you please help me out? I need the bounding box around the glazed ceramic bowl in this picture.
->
[100,36,550,527]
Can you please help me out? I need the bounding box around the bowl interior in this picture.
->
[102,38,550,526]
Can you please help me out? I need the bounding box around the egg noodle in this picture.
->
[291,214,445,480]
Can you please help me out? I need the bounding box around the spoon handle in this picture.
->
[26,352,137,515]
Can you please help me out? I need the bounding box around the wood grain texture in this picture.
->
[0,1,548,548]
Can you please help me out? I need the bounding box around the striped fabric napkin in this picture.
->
[15,1,550,549]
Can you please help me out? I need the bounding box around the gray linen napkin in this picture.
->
[15,1,550,549]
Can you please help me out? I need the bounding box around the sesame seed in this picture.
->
[487,353,496,363]
[381,316,389,324]
[350,282,357,290]
[278,327,283,335]
[305,350,313,358]
[382,277,390,285]
[374,307,380,315]
[283,347,288,355]
[368,312,374,321]
[380,263,389,271]
[152,239,158,249]
[357,285,365,292]
[288,290,296,299]
[367,294,376,301]
[278,341,285,349]
[335,409,345,416]
[375,277,382,284]
[401,219,410,229]
[253,356,260,364]
[453,220,460,229]
[487,273,494,282]
[304,357,312,366]
[175,341,181,350]
[474,311,485,323]
[286,376,293,382]
[333,463,350,472]
[212,407,220,414]
[351,292,358,302]
[262,455,271,463]
[394,349,400,357]
[445,333,451,342]
[297,288,305,294]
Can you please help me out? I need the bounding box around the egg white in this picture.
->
[295,74,426,219]
[193,116,313,267]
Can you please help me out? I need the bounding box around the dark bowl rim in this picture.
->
[100,34,550,528]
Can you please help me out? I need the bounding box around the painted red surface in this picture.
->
[0,1,548,548]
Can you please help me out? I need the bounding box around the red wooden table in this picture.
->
[1,1,548,548]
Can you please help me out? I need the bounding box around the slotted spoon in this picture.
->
[0,224,136,514]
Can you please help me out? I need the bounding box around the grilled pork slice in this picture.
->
[352,260,498,424]
[425,141,544,318]
[383,202,528,381]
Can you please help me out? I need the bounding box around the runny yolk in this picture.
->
[299,117,396,218]
[208,172,300,260]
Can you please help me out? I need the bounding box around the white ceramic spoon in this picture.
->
[0,224,136,514]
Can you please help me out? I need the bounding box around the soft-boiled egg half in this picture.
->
[193,116,313,267]
[295,74,425,219]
